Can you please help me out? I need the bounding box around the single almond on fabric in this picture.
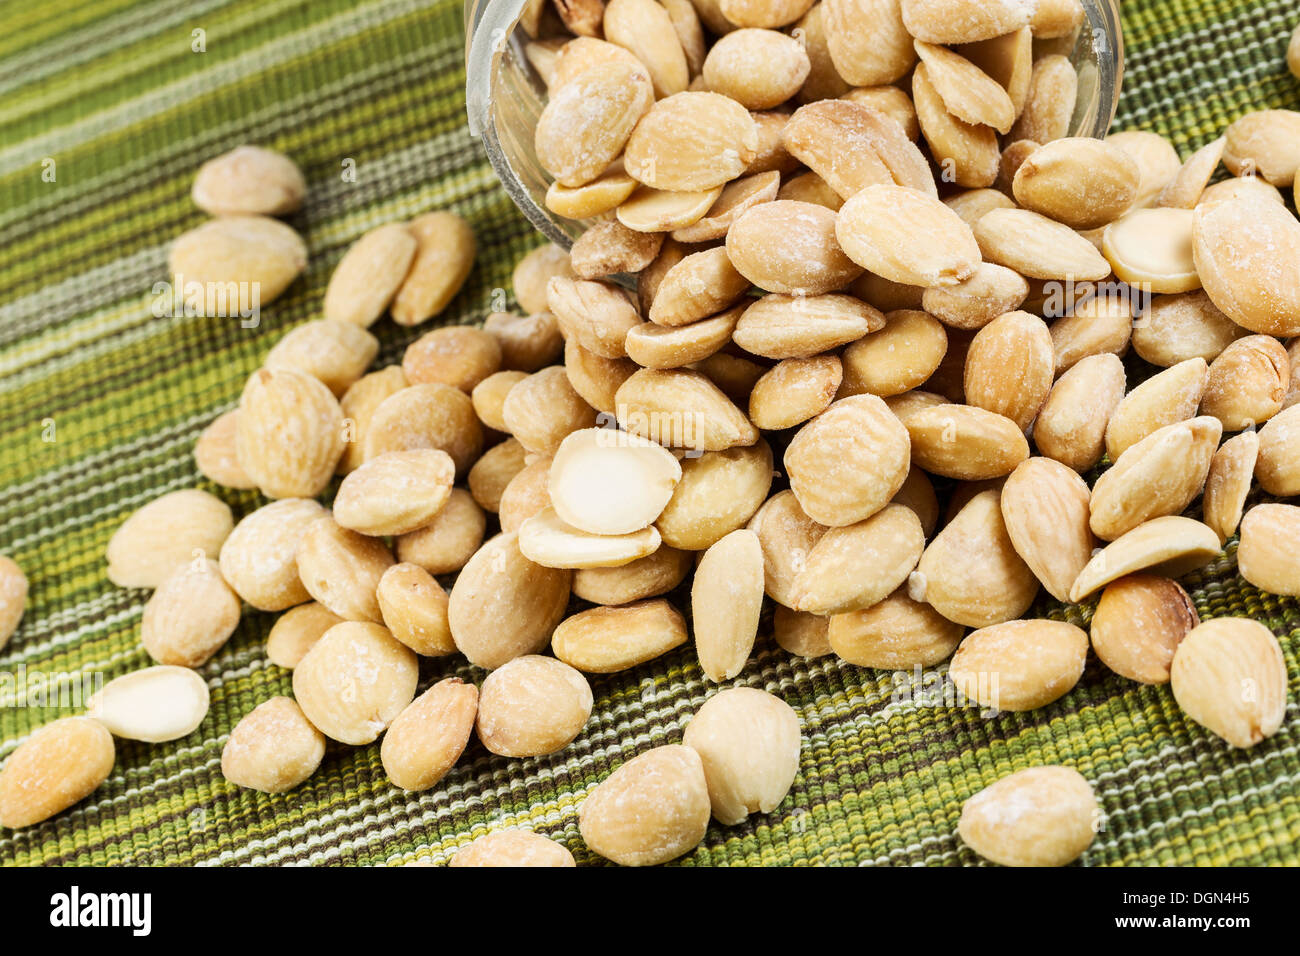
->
[671,171,780,243]
[615,368,758,452]
[468,437,528,512]
[141,559,241,667]
[1154,137,1226,209]
[749,356,842,430]
[265,319,378,398]
[1255,404,1300,495]
[450,831,576,868]
[784,395,911,527]
[963,310,1053,430]
[913,40,1014,132]
[381,678,479,791]
[1237,503,1300,597]
[1007,54,1077,144]
[266,602,341,668]
[1012,138,1140,229]
[448,531,571,670]
[476,655,592,757]
[546,163,639,220]
[837,185,980,288]
[548,428,681,535]
[1201,335,1289,430]
[624,92,758,191]
[572,220,664,278]
[958,766,1097,867]
[502,366,597,455]
[1221,109,1300,186]
[904,404,1029,481]
[333,449,455,537]
[391,211,476,326]
[692,529,765,681]
[572,546,692,605]
[403,326,502,393]
[747,490,828,608]
[702,28,810,109]
[616,185,722,233]
[0,557,27,651]
[1105,358,1209,460]
[682,687,801,825]
[192,145,305,216]
[774,606,835,658]
[296,515,393,622]
[221,698,325,793]
[1203,431,1259,544]
[0,718,115,829]
[579,745,710,866]
[1089,416,1222,541]
[293,622,417,745]
[625,305,741,369]
[914,489,1038,628]
[546,277,640,360]
[1130,291,1246,368]
[535,59,654,187]
[727,200,864,295]
[922,263,1030,331]
[513,243,574,315]
[1000,458,1095,603]
[88,666,209,743]
[901,0,1031,44]
[219,498,326,611]
[167,216,306,314]
[788,504,923,614]
[236,367,345,498]
[974,208,1111,281]
[1170,617,1287,748]
[1090,574,1198,684]
[1069,516,1221,603]
[949,619,1088,712]
[839,310,947,398]
[1102,207,1200,294]
[782,99,936,199]
[734,294,883,360]
[1193,197,1300,338]
[655,443,773,550]
[396,489,485,575]
[195,410,256,489]
[828,587,962,668]
[912,63,1000,188]
[322,223,417,327]
[106,489,234,589]
[337,366,408,474]
[376,562,455,657]
[564,338,636,412]
[649,246,751,327]
[825,0,916,85]
[552,598,688,672]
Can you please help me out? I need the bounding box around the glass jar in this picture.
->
[464,0,1125,250]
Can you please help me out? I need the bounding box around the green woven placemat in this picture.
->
[0,0,1297,867]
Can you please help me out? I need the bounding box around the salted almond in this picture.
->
[471,370,528,432]
[1154,137,1226,210]
[625,305,741,368]
[520,507,661,569]
[604,0,689,97]
[296,515,393,622]
[905,404,1028,480]
[1255,404,1300,496]
[913,40,1014,132]
[1107,130,1182,206]
[943,188,1016,228]
[322,223,417,327]
[839,309,947,397]
[1034,353,1126,472]
[572,546,692,605]
[375,563,454,657]
[1105,358,1208,460]
[221,698,325,793]
[266,602,341,669]
[141,559,241,667]
[734,293,883,359]
[825,0,916,85]
[922,263,1029,331]
[106,489,234,589]
[219,498,326,610]
[1170,618,1287,748]
[395,489,486,574]
[293,622,417,745]
[513,244,574,315]
[912,63,999,188]
[1013,138,1140,229]
[1102,207,1200,294]
[995,139,1040,197]
[549,427,682,535]
[167,216,307,315]
[1090,417,1221,541]
[548,37,649,90]
[333,449,455,537]
[468,437,528,512]
[553,0,604,37]
[546,277,639,361]
[525,36,562,85]
[1221,109,1300,186]
[649,246,752,327]
[552,599,688,672]
[840,86,920,139]
[1131,291,1246,367]
[337,366,409,474]
[0,718,115,828]
[546,162,639,219]
[1069,516,1221,603]
[476,656,592,758]
[963,310,1052,430]
[625,92,758,191]
[901,0,1030,44]
[1203,431,1259,544]
[615,368,758,451]
[671,171,780,243]
[1237,503,1300,597]
[958,26,1032,116]
[785,395,911,527]
[236,368,345,499]
[450,831,576,868]
[1197,175,1285,209]
[827,587,962,667]
[774,606,834,658]
[661,0,705,73]
[747,490,828,607]
[391,212,476,325]
[788,504,923,614]
[1030,0,1084,35]
[749,355,842,430]
[402,325,502,394]
[777,171,845,209]
[975,208,1110,281]
[1000,458,1094,603]
[795,3,850,101]
[498,456,554,533]
[192,145,304,216]
[837,185,980,288]
[913,489,1038,627]
[1045,287,1132,366]
[656,443,773,550]
[697,352,768,401]
[265,320,378,398]
[728,200,864,294]
[892,464,940,536]
[950,619,1087,711]
[958,766,1097,867]
[564,338,637,412]
[1195,197,1300,334]
[194,410,255,489]
[502,366,597,454]
[693,529,765,681]
[884,389,948,427]
[1007,55,1077,144]
[536,60,654,187]
[782,100,936,199]
[702,29,810,109]
[381,678,478,790]
[1201,335,1289,430]
[616,185,722,233]
[1091,574,1198,684]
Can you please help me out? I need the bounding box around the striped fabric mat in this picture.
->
[0,0,1297,866]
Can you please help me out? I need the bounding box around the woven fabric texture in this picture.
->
[0,0,1297,867]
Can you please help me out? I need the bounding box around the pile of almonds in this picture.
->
[2,0,1299,868]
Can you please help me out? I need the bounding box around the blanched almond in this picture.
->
[402,326,502,393]
[536,59,654,187]
[1193,198,1300,336]
[625,305,741,368]
[975,208,1111,281]
[571,546,692,605]
[727,200,864,294]
[774,606,834,658]
[265,320,378,398]
[616,185,722,233]
[167,216,306,315]
[503,366,598,454]
[912,63,999,188]
[395,489,486,575]
[1130,291,1245,368]
[692,529,765,681]
[624,92,758,191]
[296,515,393,623]
[670,171,781,243]
[615,368,758,451]
[237,367,346,498]
[1203,431,1259,544]
[1000,458,1094,603]
[450,831,576,868]
[825,0,915,85]
[604,0,690,97]
[88,666,209,743]
[1033,353,1126,473]
[1069,516,1221,602]
[219,498,326,611]
[468,437,528,512]
[905,404,1028,480]
[1221,109,1300,186]
[733,293,883,359]
[564,338,637,412]
[913,40,1014,132]
[782,99,936,199]
[1107,130,1182,206]
[293,622,418,745]
[381,678,478,790]
[520,507,662,569]
[1255,404,1300,496]
[376,563,454,656]
[648,246,751,327]
[266,602,341,669]
[788,504,923,614]
[1170,617,1287,748]
[1090,574,1197,684]
[391,212,477,326]
[1007,54,1077,144]
[107,489,234,589]
[837,185,980,288]
[0,718,114,828]
[337,366,409,474]
[749,355,843,430]
[192,145,305,216]
[963,310,1053,430]
[1201,334,1289,430]
[476,655,592,757]
[221,698,325,793]
[1013,138,1140,229]
[1237,503,1300,597]
[549,427,682,535]
[333,449,455,537]
[949,619,1088,711]
[141,559,241,667]
[552,598,688,672]
[195,410,255,489]
[921,263,1030,331]
[323,223,418,327]
[901,0,1031,44]
[1153,137,1226,210]
[513,244,574,315]
[1105,358,1208,460]
[958,766,1097,867]
[1103,207,1200,294]
[827,587,962,667]
[655,442,773,550]
[702,29,810,109]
